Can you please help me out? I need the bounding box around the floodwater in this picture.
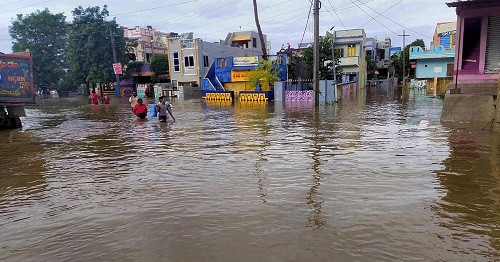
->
[0,89,498,261]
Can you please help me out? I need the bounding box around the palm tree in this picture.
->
[252,0,267,60]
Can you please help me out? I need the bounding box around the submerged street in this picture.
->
[0,90,499,261]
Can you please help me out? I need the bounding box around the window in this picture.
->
[203,55,209,67]
[173,52,180,72]
[218,58,228,68]
[184,55,195,68]
[347,45,357,57]
[252,37,257,48]
[335,48,344,58]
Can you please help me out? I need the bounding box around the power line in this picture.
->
[110,0,202,16]
[0,0,26,8]
[355,0,431,39]
[358,0,404,28]
[327,0,349,31]
[299,1,313,48]
[0,0,55,15]
[152,0,243,27]
[348,0,399,36]
[180,0,294,32]
[195,6,305,38]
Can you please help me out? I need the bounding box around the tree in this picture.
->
[124,61,144,80]
[9,9,67,89]
[366,55,376,75]
[65,5,126,89]
[252,0,267,60]
[248,59,281,90]
[390,39,425,81]
[303,35,340,80]
[150,54,168,83]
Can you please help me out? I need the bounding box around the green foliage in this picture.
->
[150,54,168,83]
[65,5,126,85]
[248,59,281,90]
[9,9,67,88]
[124,61,144,80]
[390,39,425,81]
[366,55,376,72]
[303,36,341,80]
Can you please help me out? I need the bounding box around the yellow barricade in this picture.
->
[238,93,268,102]
[205,92,232,101]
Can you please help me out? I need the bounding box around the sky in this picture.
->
[0,0,458,54]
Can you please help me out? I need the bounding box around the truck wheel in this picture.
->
[10,116,22,128]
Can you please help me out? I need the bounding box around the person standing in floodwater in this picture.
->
[129,91,138,108]
[88,90,99,105]
[132,98,148,119]
[101,93,110,104]
[156,96,175,123]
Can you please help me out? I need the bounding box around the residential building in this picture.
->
[442,0,500,131]
[432,22,457,49]
[166,31,266,99]
[333,29,367,88]
[366,37,391,77]
[220,31,271,55]
[202,55,287,100]
[410,22,456,80]
[123,26,171,63]
[410,45,455,79]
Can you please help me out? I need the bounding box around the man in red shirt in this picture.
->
[132,98,148,119]
[89,90,99,105]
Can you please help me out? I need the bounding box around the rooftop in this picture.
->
[446,0,500,7]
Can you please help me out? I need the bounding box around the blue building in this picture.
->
[409,45,455,79]
[202,55,287,101]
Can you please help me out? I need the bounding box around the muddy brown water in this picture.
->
[0,90,498,261]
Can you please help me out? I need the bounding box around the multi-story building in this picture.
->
[166,31,267,99]
[432,22,457,49]
[123,26,171,63]
[333,29,367,88]
[410,22,456,80]
[442,0,500,131]
[366,37,391,77]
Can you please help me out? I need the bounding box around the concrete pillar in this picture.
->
[274,81,285,102]
[494,77,500,132]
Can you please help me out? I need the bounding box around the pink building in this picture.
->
[446,0,499,94]
[123,26,169,63]
[442,0,500,131]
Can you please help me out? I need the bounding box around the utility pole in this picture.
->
[110,29,121,91]
[398,30,410,87]
[313,0,320,106]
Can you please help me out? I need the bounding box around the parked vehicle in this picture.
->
[0,51,35,129]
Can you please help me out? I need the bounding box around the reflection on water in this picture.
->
[434,131,500,257]
[0,91,498,261]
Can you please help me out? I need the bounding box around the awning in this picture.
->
[232,35,251,41]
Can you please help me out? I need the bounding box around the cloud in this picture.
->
[0,0,457,53]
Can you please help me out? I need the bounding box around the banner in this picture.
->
[233,56,258,66]
[113,63,122,75]
[231,70,252,82]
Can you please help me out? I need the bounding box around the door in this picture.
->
[485,16,500,73]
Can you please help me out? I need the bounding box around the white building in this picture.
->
[166,31,267,99]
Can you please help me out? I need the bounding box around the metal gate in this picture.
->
[485,16,500,73]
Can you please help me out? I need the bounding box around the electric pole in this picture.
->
[313,0,320,106]
[398,30,410,87]
[110,29,121,91]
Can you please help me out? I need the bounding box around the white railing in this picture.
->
[203,78,216,91]
[215,76,225,91]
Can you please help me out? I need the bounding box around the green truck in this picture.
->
[0,51,35,129]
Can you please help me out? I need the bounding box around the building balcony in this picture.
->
[338,56,359,66]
